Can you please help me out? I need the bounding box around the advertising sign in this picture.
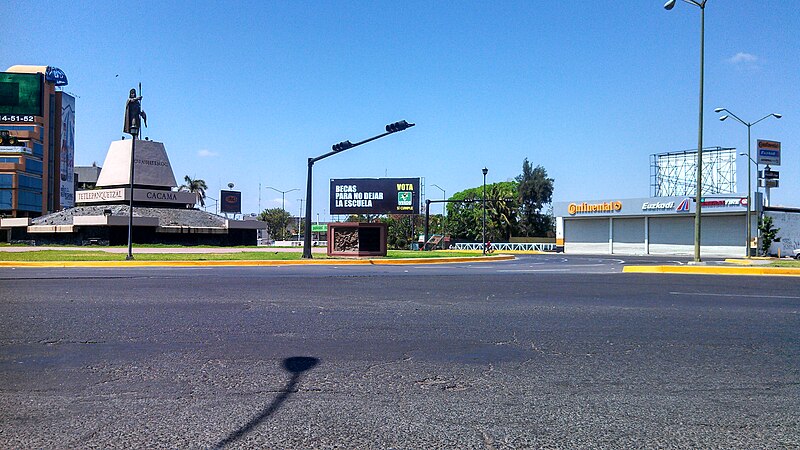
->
[330,178,420,215]
[757,140,781,166]
[220,190,242,213]
[0,72,44,120]
[45,66,68,86]
[59,93,75,209]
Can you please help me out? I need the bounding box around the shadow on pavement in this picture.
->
[214,356,320,449]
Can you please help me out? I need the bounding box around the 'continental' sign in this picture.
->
[568,201,622,215]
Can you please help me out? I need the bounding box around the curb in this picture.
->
[623,265,800,277]
[0,254,516,268]
[724,258,775,266]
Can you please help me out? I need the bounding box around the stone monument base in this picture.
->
[0,205,265,246]
[327,222,387,257]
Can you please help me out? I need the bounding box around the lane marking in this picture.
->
[670,291,800,299]
[497,269,571,272]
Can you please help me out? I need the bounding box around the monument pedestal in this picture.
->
[327,222,387,257]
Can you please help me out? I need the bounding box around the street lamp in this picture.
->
[297,198,304,241]
[266,186,299,211]
[482,167,488,255]
[665,0,707,263]
[716,108,782,257]
[303,120,415,258]
[431,183,446,234]
[205,195,218,214]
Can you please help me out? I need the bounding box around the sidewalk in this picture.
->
[623,258,800,277]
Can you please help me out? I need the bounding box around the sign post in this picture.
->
[756,140,781,166]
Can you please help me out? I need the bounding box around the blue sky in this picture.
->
[3,1,798,219]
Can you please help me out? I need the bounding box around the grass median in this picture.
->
[770,259,800,268]
[0,249,484,262]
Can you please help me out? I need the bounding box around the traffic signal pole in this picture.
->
[303,121,415,259]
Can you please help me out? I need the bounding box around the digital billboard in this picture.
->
[330,178,420,215]
[220,190,242,213]
[0,72,43,120]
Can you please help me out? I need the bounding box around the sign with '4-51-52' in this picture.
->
[757,140,781,166]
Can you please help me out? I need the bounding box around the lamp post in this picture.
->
[302,120,415,259]
[122,87,145,261]
[665,0,707,263]
[266,186,299,211]
[431,183,446,234]
[716,108,782,257]
[482,167,488,255]
[205,195,218,214]
[297,198,304,241]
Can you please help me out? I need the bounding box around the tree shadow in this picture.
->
[214,356,320,449]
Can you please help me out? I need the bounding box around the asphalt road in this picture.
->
[1,255,798,448]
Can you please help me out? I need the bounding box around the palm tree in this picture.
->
[179,175,208,207]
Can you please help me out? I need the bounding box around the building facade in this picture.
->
[554,195,755,257]
[0,65,74,217]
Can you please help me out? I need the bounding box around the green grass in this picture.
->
[0,249,484,262]
[770,259,800,268]
[385,250,482,258]
[0,251,309,261]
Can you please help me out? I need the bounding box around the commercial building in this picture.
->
[75,163,101,190]
[0,65,74,217]
[554,196,754,257]
[554,144,797,258]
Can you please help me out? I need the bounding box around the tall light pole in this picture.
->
[303,120,415,259]
[297,198,304,241]
[716,108,782,257]
[482,167,488,255]
[266,186,299,211]
[431,183,446,234]
[123,86,145,261]
[665,0,707,263]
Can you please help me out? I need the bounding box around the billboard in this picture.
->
[757,140,781,166]
[330,178,420,215]
[220,190,242,213]
[0,72,43,121]
[59,92,75,208]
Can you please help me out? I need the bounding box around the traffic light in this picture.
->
[332,140,354,152]
[385,120,415,133]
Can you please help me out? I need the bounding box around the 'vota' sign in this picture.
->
[330,178,420,215]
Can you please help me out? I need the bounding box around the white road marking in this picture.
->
[497,269,571,272]
[669,291,800,299]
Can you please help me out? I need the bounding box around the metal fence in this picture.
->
[452,242,557,252]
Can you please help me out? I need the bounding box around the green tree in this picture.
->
[516,159,554,236]
[179,175,208,208]
[447,181,519,242]
[758,215,780,256]
[259,208,292,241]
[381,214,427,249]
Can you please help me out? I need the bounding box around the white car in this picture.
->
[794,248,800,260]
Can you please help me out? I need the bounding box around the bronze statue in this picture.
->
[123,88,147,136]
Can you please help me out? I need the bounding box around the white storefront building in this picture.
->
[553,196,754,257]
